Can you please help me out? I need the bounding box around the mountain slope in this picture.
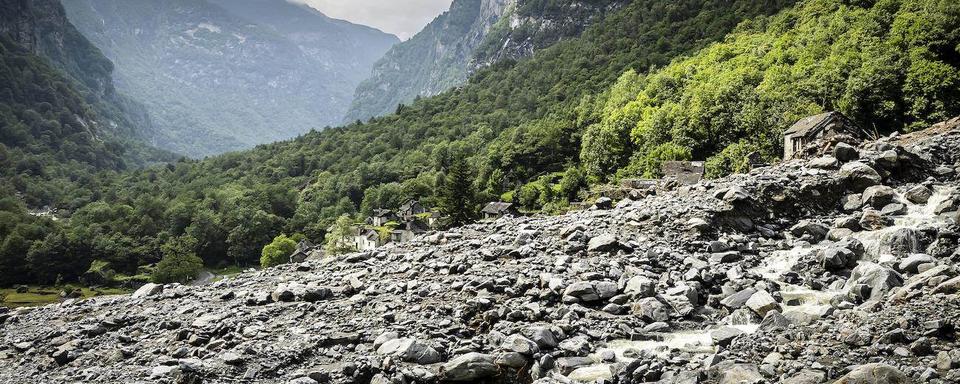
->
[0,0,799,287]
[343,0,625,123]
[61,0,398,157]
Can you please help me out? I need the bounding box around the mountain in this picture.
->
[61,0,399,157]
[343,0,625,123]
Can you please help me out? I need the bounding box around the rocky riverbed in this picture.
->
[2,118,960,384]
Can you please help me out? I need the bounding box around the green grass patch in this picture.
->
[1,286,130,308]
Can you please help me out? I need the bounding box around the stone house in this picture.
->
[481,202,518,221]
[390,220,429,243]
[661,161,705,185]
[367,209,399,227]
[354,229,383,251]
[784,111,861,159]
[398,200,427,218]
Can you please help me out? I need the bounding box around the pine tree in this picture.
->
[439,154,477,227]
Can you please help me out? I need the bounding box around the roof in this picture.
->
[482,202,514,214]
[356,229,378,240]
[398,200,421,212]
[371,209,396,218]
[784,111,850,137]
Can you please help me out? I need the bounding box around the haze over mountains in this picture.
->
[61,0,398,156]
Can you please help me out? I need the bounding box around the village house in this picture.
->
[481,202,518,221]
[367,209,399,227]
[353,228,383,251]
[390,219,429,243]
[661,161,705,185]
[398,199,427,218]
[289,239,319,263]
[783,111,861,159]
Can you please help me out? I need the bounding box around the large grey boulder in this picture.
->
[833,363,909,384]
[440,353,499,381]
[905,185,933,204]
[845,262,904,302]
[624,275,656,297]
[834,142,860,162]
[587,233,619,252]
[132,283,163,299]
[746,290,780,317]
[862,185,897,208]
[376,338,441,364]
[633,297,670,322]
[840,162,882,191]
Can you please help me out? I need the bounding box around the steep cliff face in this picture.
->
[470,0,626,69]
[343,0,511,123]
[343,0,625,123]
[62,0,398,157]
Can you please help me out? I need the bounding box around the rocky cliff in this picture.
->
[3,118,960,383]
[61,0,398,157]
[343,0,624,123]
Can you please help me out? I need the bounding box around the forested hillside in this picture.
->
[2,0,959,289]
[0,1,178,286]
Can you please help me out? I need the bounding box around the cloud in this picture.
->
[294,0,452,40]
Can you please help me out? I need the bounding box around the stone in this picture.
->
[905,185,933,204]
[839,161,882,191]
[131,283,163,299]
[808,156,839,169]
[501,334,539,355]
[495,352,528,368]
[720,288,756,309]
[834,363,909,384]
[820,247,858,270]
[859,209,891,230]
[897,254,935,273]
[523,327,558,349]
[834,142,859,162]
[862,185,897,208]
[718,364,762,384]
[594,197,613,209]
[745,290,780,317]
[710,327,744,347]
[587,233,619,253]
[633,297,670,322]
[624,275,656,297]
[440,353,498,381]
[376,338,441,364]
[790,221,829,243]
[563,282,599,302]
[782,370,827,384]
[844,262,904,302]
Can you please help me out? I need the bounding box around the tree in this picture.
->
[439,154,477,226]
[152,236,203,284]
[260,234,297,268]
[323,215,355,256]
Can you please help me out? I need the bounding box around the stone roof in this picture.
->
[482,202,514,214]
[784,111,848,137]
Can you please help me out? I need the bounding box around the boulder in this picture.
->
[833,363,909,384]
[859,209,891,230]
[820,247,858,270]
[440,353,498,381]
[897,254,936,273]
[376,338,442,364]
[563,282,599,302]
[861,186,897,208]
[587,233,619,253]
[746,290,780,317]
[720,288,756,309]
[624,275,656,297]
[840,162,882,191]
[131,283,163,299]
[790,221,829,243]
[905,185,933,204]
[633,297,670,322]
[845,262,904,302]
[523,327,558,349]
[834,142,860,162]
[710,327,744,347]
[718,364,762,384]
[501,334,539,356]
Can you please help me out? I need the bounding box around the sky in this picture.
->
[294,0,452,40]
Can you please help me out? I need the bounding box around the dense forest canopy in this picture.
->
[2,0,959,288]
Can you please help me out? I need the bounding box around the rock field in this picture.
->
[3,118,960,383]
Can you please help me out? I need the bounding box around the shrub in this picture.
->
[260,234,297,268]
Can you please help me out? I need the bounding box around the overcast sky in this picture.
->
[294,0,452,40]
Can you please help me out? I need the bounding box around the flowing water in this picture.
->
[563,187,955,382]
